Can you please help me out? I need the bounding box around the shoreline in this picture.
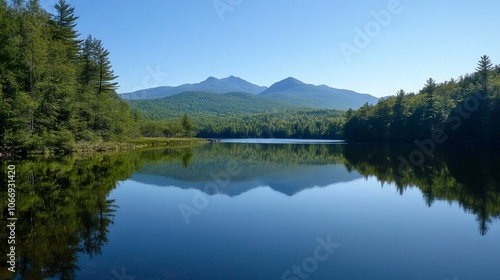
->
[0,138,208,158]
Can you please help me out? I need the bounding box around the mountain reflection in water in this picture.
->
[1,143,499,279]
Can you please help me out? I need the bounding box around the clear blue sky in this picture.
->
[42,0,500,97]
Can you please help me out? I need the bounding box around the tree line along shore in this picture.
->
[1,1,499,157]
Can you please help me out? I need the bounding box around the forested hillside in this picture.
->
[344,56,500,144]
[129,91,299,119]
[0,0,135,154]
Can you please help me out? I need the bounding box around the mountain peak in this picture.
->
[282,77,304,83]
[220,76,268,94]
[274,77,306,88]
[221,75,242,82]
[260,77,305,95]
[204,76,220,82]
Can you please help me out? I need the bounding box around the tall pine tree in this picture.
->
[476,55,492,94]
[95,39,118,95]
[78,35,117,95]
[52,0,80,58]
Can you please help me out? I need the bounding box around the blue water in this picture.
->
[76,177,500,280]
[71,143,500,280]
[10,143,499,279]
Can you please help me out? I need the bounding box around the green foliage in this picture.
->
[128,91,299,120]
[139,120,184,138]
[181,113,194,137]
[0,1,136,154]
[128,90,346,139]
[51,0,80,59]
[476,55,493,93]
[344,55,500,144]
[196,109,345,139]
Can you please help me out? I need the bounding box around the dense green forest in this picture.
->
[128,91,345,139]
[135,109,344,139]
[196,109,344,139]
[0,0,137,154]
[344,56,500,144]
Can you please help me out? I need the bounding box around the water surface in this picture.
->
[219,138,345,144]
[2,143,500,280]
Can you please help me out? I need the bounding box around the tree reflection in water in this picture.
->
[1,143,499,279]
[0,148,194,280]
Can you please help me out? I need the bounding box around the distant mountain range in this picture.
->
[121,76,267,100]
[121,76,378,111]
[260,77,378,110]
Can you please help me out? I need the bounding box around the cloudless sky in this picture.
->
[41,0,500,97]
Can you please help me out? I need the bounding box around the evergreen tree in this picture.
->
[51,0,80,59]
[132,109,141,137]
[390,89,406,141]
[78,35,98,93]
[476,55,492,93]
[422,78,439,134]
[78,35,96,93]
[181,113,194,137]
[94,38,118,95]
[462,56,495,142]
[77,35,117,95]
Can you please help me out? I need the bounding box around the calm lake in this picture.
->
[2,141,500,280]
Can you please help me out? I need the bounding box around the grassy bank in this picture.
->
[0,138,208,158]
[125,138,208,149]
[72,137,208,153]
